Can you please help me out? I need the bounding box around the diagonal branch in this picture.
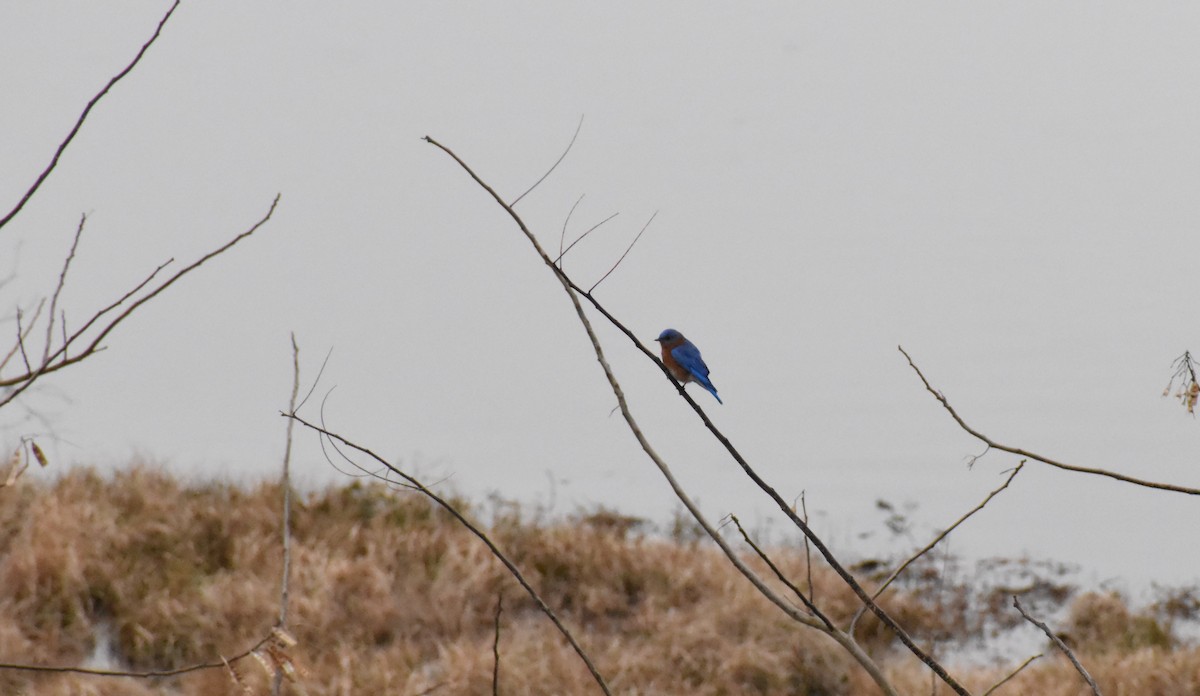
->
[727,514,833,630]
[851,461,1025,635]
[0,0,181,232]
[271,333,301,696]
[510,115,584,207]
[555,211,619,266]
[588,211,655,293]
[284,412,614,696]
[42,214,86,363]
[0,632,272,678]
[1013,596,1101,695]
[980,653,1042,696]
[900,345,1200,496]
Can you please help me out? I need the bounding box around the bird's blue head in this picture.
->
[655,329,682,343]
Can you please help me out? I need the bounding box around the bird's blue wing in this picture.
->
[672,341,722,403]
[672,342,709,380]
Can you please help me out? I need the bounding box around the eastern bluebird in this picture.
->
[655,328,722,404]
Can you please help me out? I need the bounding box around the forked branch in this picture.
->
[900,345,1200,496]
[851,461,1025,635]
[283,411,613,696]
[1013,596,1101,695]
[0,195,281,411]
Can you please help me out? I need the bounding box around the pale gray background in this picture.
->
[3,3,1198,593]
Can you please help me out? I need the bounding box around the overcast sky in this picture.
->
[3,2,1199,594]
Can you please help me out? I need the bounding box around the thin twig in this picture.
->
[510,115,584,207]
[0,1,181,231]
[43,214,86,363]
[492,592,503,696]
[980,653,1042,696]
[851,462,1025,635]
[15,310,32,375]
[0,634,273,678]
[558,194,584,268]
[285,412,614,696]
[588,211,655,293]
[727,514,834,630]
[1013,596,1101,695]
[0,300,44,373]
[272,333,301,696]
[555,211,619,266]
[900,345,1200,496]
[801,492,813,606]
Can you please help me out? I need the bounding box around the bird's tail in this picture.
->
[698,378,722,404]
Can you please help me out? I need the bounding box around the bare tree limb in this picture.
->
[980,653,1042,696]
[272,333,301,696]
[900,345,1200,496]
[1013,596,1101,695]
[555,211,619,266]
[558,194,585,267]
[491,592,503,696]
[0,633,273,678]
[588,211,655,293]
[283,411,614,696]
[851,462,1025,635]
[727,514,834,630]
[42,214,86,363]
[0,1,181,231]
[801,492,814,606]
[510,115,584,207]
[0,300,43,373]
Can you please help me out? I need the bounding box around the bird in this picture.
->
[654,328,722,404]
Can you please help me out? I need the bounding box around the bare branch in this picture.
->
[0,1,181,231]
[0,633,273,678]
[272,333,301,696]
[491,592,503,696]
[0,259,170,391]
[555,211,619,266]
[284,412,614,696]
[801,492,814,606]
[43,214,87,363]
[851,462,1025,635]
[510,115,584,207]
[900,345,1200,496]
[0,298,44,383]
[588,211,655,293]
[558,194,584,268]
[980,653,1042,696]
[727,514,834,630]
[15,309,32,375]
[1013,596,1101,695]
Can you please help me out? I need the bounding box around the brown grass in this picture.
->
[0,466,1195,695]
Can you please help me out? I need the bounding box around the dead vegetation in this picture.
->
[0,466,1196,695]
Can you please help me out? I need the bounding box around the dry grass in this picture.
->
[0,466,1195,695]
